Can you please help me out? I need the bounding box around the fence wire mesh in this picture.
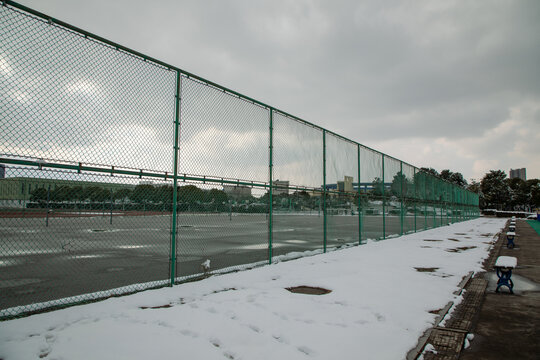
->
[0,1,480,319]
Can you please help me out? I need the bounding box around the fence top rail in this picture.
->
[3,0,476,197]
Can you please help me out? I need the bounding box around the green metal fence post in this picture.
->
[357,144,362,245]
[439,182,443,226]
[46,184,51,227]
[452,187,455,223]
[169,71,181,287]
[109,188,113,225]
[414,168,417,232]
[400,161,403,236]
[424,175,427,230]
[446,184,449,224]
[432,179,436,228]
[268,109,274,264]
[382,154,385,240]
[323,129,327,252]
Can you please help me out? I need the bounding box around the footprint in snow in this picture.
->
[272,334,289,344]
[297,346,315,356]
[248,324,261,333]
[210,338,222,348]
[38,345,51,359]
[44,334,56,344]
[179,329,199,338]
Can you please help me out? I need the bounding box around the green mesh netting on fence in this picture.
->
[0,1,479,318]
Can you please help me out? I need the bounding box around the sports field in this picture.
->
[0,212,432,311]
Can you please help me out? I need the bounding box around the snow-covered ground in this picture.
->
[0,217,505,360]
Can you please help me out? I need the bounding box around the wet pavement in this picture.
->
[411,218,540,360]
[460,218,540,360]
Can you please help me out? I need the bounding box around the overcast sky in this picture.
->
[15,0,540,182]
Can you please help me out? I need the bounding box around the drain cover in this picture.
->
[286,286,332,295]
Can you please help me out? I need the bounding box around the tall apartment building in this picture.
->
[509,168,526,181]
[273,180,289,196]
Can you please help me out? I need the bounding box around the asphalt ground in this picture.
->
[459,219,540,360]
[0,212,442,312]
[416,218,540,359]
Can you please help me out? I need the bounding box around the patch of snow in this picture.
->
[0,218,506,360]
[495,256,517,268]
[201,259,211,271]
[424,343,437,354]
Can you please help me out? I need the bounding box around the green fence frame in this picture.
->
[0,0,480,319]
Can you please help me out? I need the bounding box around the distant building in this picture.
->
[273,180,289,196]
[222,185,252,199]
[337,176,354,193]
[138,180,170,186]
[509,168,526,181]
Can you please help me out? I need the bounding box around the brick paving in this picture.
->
[460,219,540,360]
[414,218,540,360]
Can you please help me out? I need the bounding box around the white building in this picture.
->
[273,180,289,196]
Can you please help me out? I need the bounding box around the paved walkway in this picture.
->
[460,218,540,360]
[412,218,540,359]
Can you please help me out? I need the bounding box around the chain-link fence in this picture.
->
[0,1,480,319]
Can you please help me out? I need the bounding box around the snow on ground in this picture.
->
[0,218,505,360]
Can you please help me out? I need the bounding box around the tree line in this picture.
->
[467,170,540,211]
[30,184,230,204]
[28,167,534,212]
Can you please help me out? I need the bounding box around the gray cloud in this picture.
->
[11,0,540,181]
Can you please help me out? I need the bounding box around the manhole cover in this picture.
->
[286,286,332,295]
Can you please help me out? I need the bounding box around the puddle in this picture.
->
[286,286,332,295]
[70,254,104,260]
[285,240,309,244]
[117,245,151,249]
[8,249,61,256]
[19,229,39,234]
[0,278,41,289]
[238,244,285,250]
[486,273,540,293]
[0,259,22,267]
